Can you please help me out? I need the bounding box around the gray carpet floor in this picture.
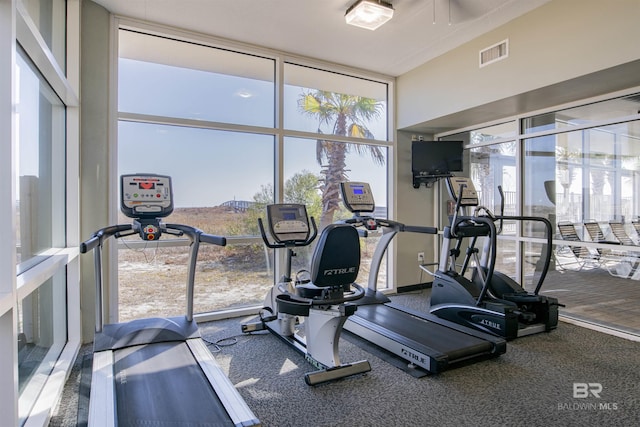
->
[50,292,640,426]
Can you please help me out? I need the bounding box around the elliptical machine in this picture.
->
[241,203,371,385]
[471,181,562,326]
[429,176,561,340]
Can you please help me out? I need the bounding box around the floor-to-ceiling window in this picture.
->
[440,122,522,283]
[283,62,389,289]
[115,24,392,322]
[15,47,69,424]
[523,94,640,335]
[437,91,640,337]
[1,0,81,425]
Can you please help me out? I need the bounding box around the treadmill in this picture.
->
[339,182,506,374]
[81,174,259,427]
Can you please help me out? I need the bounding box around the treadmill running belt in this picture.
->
[114,341,235,426]
[354,304,493,360]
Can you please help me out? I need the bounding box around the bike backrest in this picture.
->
[309,224,360,287]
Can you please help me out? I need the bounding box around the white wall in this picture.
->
[80,0,111,342]
[397,0,640,131]
[393,130,440,289]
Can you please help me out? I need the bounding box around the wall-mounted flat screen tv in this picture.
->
[412,140,464,177]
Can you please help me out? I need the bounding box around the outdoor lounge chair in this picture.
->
[607,220,640,279]
[608,220,638,246]
[583,220,640,279]
[556,222,603,271]
[632,219,640,241]
[583,220,615,243]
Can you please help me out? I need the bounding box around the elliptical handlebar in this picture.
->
[469,216,497,305]
[444,177,553,299]
[257,216,318,249]
[474,209,553,295]
[449,183,466,238]
[497,185,505,235]
[479,184,553,296]
[492,215,553,295]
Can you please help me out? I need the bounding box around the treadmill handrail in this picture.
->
[80,223,227,250]
[80,224,135,253]
[341,215,437,235]
[340,215,438,291]
[80,222,227,331]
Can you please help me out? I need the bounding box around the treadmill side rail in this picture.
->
[187,339,261,427]
[88,351,116,427]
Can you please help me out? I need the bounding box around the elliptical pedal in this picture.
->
[515,310,537,323]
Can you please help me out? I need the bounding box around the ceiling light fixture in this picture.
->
[345,0,394,31]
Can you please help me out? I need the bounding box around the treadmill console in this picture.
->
[121,173,174,219]
[446,176,479,207]
[340,181,375,213]
[266,204,310,243]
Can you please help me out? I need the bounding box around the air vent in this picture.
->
[479,39,509,68]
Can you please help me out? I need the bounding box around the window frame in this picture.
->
[0,1,81,426]
[110,18,396,322]
[435,86,640,292]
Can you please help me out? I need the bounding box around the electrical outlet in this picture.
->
[417,252,425,264]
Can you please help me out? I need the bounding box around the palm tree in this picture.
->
[555,146,579,218]
[298,90,385,228]
[589,152,612,220]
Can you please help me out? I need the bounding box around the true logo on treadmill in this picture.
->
[400,348,428,366]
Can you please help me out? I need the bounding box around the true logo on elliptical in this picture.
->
[478,318,501,330]
[323,267,356,276]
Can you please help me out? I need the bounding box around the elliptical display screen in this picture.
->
[340,181,375,213]
[266,204,310,243]
[121,174,174,219]
[446,176,479,207]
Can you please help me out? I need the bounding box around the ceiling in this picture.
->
[92,0,551,77]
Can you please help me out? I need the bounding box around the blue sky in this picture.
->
[118,59,388,207]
